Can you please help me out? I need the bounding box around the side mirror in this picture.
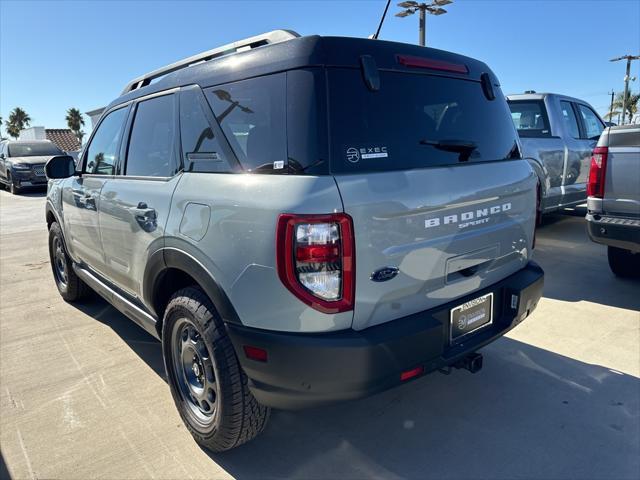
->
[45,155,76,179]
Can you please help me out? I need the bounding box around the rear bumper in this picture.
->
[586,212,640,252]
[227,261,544,410]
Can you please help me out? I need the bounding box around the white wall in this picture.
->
[19,126,46,140]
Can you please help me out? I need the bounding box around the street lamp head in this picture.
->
[432,0,453,5]
[427,7,447,15]
[397,1,418,7]
[395,9,415,17]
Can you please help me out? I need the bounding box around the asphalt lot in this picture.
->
[0,188,638,480]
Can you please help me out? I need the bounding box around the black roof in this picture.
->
[107,35,496,111]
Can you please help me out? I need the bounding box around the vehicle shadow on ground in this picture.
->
[71,296,639,480]
[534,208,640,312]
[0,451,11,480]
[11,190,47,198]
[210,339,639,480]
[71,296,167,379]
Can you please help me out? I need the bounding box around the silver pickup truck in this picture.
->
[586,125,640,277]
[508,92,606,215]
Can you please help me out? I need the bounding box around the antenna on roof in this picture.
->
[372,0,392,39]
[121,30,300,95]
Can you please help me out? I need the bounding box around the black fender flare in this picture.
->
[45,200,78,263]
[143,247,242,328]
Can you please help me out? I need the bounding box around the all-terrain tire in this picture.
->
[162,286,270,452]
[48,222,90,301]
[608,246,640,278]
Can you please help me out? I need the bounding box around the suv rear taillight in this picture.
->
[587,146,608,198]
[276,213,355,313]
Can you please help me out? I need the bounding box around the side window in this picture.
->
[126,94,177,177]
[560,101,580,139]
[577,104,604,140]
[179,89,230,172]
[207,73,286,172]
[508,100,551,137]
[84,107,128,175]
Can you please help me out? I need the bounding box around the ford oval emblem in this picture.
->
[370,266,399,282]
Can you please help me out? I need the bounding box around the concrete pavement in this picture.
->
[0,189,638,479]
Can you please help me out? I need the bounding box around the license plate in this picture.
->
[450,292,493,342]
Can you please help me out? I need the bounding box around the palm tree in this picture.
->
[65,107,85,145]
[607,92,639,123]
[6,107,31,139]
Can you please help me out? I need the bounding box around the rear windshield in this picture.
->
[508,100,552,137]
[8,142,63,157]
[328,69,520,173]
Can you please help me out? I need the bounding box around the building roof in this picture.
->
[45,129,81,152]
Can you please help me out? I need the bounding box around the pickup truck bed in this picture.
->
[586,125,640,276]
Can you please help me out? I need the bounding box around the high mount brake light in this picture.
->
[587,146,608,198]
[396,54,469,74]
[276,213,355,314]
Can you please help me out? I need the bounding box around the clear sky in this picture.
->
[1,0,639,135]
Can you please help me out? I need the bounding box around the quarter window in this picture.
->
[180,89,230,173]
[84,107,128,175]
[126,94,177,177]
[577,104,604,140]
[207,74,286,172]
[560,101,580,139]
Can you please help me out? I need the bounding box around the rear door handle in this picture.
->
[129,202,156,219]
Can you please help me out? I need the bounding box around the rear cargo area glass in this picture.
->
[328,69,520,173]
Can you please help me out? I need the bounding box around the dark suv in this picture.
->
[1,140,64,193]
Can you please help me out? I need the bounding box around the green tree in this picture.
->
[65,107,85,145]
[6,107,31,139]
[607,91,639,122]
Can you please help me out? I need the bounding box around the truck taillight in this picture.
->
[587,146,608,198]
[276,213,355,313]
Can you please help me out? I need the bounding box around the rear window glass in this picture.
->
[328,69,520,173]
[8,142,63,157]
[508,100,551,137]
[207,74,286,172]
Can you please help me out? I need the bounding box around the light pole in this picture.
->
[608,89,615,123]
[395,0,453,47]
[610,55,639,124]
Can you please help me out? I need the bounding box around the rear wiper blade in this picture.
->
[419,139,478,162]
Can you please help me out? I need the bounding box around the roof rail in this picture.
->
[121,29,300,95]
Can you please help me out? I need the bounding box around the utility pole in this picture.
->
[610,55,639,124]
[609,89,615,122]
[395,0,452,47]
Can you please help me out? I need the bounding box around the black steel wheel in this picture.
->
[51,235,69,289]
[162,287,270,452]
[48,222,89,301]
[171,318,220,428]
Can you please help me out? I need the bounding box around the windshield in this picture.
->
[328,69,520,173]
[8,142,63,157]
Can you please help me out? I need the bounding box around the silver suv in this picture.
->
[45,30,544,451]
